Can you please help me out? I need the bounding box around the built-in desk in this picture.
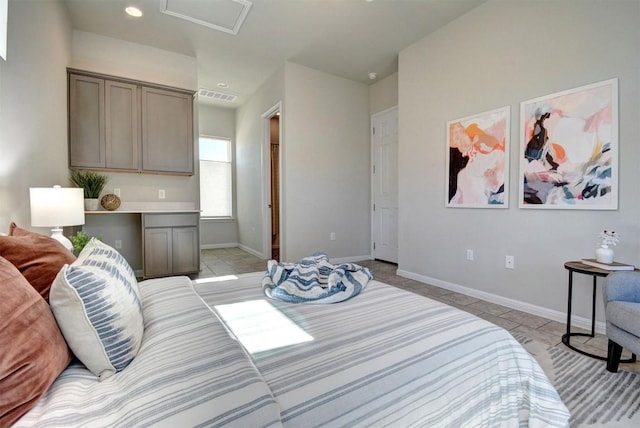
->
[83,202,200,279]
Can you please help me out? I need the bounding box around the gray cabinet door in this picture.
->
[105,80,139,170]
[142,213,200,279]
[172,227,199,274]
[144,227,172,278]
[141,87,193,174]
[69,74,105,168]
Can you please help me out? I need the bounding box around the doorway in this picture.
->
[269,114,280,260]
[262,102,282,261]
[371,106,398,263]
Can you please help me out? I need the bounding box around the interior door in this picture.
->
[372,107,398,263]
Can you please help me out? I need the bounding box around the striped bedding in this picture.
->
[16,276,281,428]
[18,273,569,427]
[195,273,570,427]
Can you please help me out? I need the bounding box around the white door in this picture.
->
[372,107,398,263]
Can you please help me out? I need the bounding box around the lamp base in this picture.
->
[50,227,73,252]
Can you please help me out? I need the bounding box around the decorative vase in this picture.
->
[84,198,100,211]
[100,193,121,211]
[596,245,614,264]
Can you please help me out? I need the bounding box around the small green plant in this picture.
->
[69,170,109,199]
[69,231,102,255]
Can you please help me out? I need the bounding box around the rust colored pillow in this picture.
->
[0,223,76,301]
[0,256,72,426]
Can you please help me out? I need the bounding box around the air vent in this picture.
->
[198,89,238,103]
[161,0,252,36]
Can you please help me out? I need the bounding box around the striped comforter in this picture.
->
[196,273,570,427]
[18,273,570,427]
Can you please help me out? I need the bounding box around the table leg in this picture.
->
[566,271,573,344]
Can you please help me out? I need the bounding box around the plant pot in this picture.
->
[84,198,100,211]
[596,245,614,264]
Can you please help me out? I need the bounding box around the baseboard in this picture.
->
[238,244,264,259]
[200,243,239,250]
[330,254,372,264]
[396,269,605,335]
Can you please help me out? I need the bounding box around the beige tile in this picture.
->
[476,312,520,331]
[538,320,572,337]
[556,339,608,360]
[440,292,479,307]
[584,333,610,353]
[449,303,484,316]
[511,325,562,347]
[500,309,551,329]
[412,283,454,297]
[468,300,511,317]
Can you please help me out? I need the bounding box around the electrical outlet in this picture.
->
[505,255,515,269]
[158,189,166,199]
[114,188,121,197]
[330,232,336,241]
[115,240,122,249]
[466,249,474,261]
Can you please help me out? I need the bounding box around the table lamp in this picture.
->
[30,185,85,251]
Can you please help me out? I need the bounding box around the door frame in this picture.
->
[262,101,284,261]
[370,105,398,261]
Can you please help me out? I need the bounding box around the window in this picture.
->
[0,0,7,60]
[199,136,232,217]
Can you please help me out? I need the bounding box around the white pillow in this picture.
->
[50,238,143,380]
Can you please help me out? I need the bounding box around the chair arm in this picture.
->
[603,271,640,304]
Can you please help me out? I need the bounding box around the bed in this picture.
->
[16,272,570,427]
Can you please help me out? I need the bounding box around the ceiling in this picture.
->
[61,0,486,107]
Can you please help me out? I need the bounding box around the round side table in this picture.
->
[563,261,636,362]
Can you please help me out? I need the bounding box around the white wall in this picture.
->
[198,103,238,248]
[398,0,640,326]
[0,0,72,232]
[235,67,284,257]
[369,72,398,115]
[283,62,371,261]
[72,31,197,90]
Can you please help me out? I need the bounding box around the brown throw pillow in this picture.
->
[0,223,76,301]
[0,256,73,426]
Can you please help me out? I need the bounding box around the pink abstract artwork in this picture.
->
[446,106,510,208]
[519,78,618,209]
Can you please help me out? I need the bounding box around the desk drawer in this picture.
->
[143,213,199,228]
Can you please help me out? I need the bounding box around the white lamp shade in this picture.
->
[30,186,85,227]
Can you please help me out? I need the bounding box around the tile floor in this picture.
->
[198,248,640,372]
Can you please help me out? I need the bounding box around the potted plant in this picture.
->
[69,231,102,255]
[596,229,619,264]
[69,170,109,210]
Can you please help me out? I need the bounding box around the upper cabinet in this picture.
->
[105,80,139,170]
[141,87,193,174]
[68,70,195,175]
[69,74,105,168]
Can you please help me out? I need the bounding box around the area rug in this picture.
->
[515,336,640,427]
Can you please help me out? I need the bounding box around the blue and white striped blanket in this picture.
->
[262,253,372,304]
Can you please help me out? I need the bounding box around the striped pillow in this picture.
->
[50,238,143,380]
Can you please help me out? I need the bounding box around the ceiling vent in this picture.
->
[160,0,252,35]
[198,88,238,103]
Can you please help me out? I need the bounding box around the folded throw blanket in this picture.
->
[262,253,372,304]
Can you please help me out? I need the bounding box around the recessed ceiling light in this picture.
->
[217,82,229,89]
[125,6,143,18]
[368,72,377,80]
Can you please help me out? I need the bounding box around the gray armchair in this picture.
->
[603,271,640,372]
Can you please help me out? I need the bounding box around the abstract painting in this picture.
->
[519,78,618,209]
[446,106,510,208]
